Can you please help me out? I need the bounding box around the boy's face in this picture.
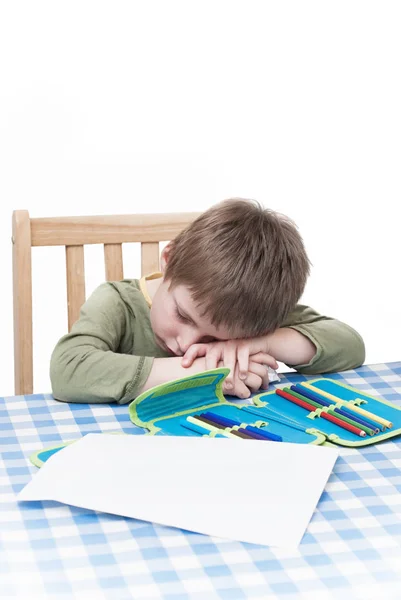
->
[150,280,232,356]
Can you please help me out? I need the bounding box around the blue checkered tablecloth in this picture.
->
[2,362,401,600]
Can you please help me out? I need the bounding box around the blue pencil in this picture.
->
[294,384,382,432]
[201,411,282,442]
[333,407,380,433]
[244,424,282,442]
[202,412,240,428]
[291,384,333,407]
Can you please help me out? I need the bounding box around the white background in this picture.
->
[0,1,400,396]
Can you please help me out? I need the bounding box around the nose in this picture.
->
[177,328,201,354]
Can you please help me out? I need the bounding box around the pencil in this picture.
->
[201,411,283,442]
[291,384,332,407]
[286,388,375,435]
[181,419,220,437]
[276,388,366,437]
[186,416,236,439]
[302,383,393,429]
[333,407,380,434]
[326,409,375,436]
[230,428,255,439]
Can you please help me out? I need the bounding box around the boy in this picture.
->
[50,198,365,404]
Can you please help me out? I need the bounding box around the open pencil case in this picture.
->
[30,367,401,467]
[128,368,401,447]
[128,368,324,444]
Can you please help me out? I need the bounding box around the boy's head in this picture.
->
[150,198,310,354]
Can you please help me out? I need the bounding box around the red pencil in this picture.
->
[276,388,366,437]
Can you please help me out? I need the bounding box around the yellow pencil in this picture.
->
[303,383,393,429]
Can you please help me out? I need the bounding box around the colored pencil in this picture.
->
[236,427,270,440]
[180,420,225,437]
[291,384,333,407]
[201,411,283,442]
[194,414,231,431]
[283,387,325,410]
[230,428,255,439]
[193,414,263,441]
[243,425,282,442]
[201,412,240,428]
[287,388,376,435]
[354,398,393,429]
[302,383,392,428]
[186,416,236,439]
[326,409,375,436]
[294,383,382,432]
[333,407,380,434]
[276,388,366,437]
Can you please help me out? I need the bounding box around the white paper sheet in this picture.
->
[18,433,338,548]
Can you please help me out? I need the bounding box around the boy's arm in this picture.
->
[182,305,365,377]
[276,304,366,373]
[50,283,156,404]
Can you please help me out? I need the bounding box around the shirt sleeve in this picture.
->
[50,283,154,404]
[281,304,366,374]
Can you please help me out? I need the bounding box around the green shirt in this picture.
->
[50,279,365,404]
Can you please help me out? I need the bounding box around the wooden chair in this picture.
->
[12,210,200,395]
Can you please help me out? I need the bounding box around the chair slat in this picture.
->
[141,242,160,276]
[66,246,86,331]
[12,210,33,394]
[31,213,200,246]
[104,243,124,281]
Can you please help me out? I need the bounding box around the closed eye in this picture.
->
[175,305,191,323]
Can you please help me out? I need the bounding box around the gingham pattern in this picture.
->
[2,363,401,600]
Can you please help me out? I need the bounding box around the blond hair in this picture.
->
[164,198,310,337]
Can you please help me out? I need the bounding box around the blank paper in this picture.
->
[18,433,338,548]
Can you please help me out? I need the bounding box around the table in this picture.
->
[2,363,401,599]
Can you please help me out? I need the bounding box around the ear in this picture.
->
[160,242,173,273]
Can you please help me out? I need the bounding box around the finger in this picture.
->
[222,341,238,389]
[242,371,263,394]
[205,346,223,372]
[232,364,252,398]
[236,344,250,380]
[249,352,278,370]
[181,344,208,367]
[228,377,251,399]
[248,360,270,390]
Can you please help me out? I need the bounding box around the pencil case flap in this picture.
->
[129,368,229,429]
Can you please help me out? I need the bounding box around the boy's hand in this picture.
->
[181,337,278,391]
[220,358,272,398]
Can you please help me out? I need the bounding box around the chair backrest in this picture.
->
[12,210,200,395]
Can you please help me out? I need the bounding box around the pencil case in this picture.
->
[30,367,401,467]
[30,368,323,467]
[128,368,325,444]
[128,368,401,447]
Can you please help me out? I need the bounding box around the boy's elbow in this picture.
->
[50,347,83,403]
[348,330,366,370]
[330,326,366,373]
[50,353,70,402]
